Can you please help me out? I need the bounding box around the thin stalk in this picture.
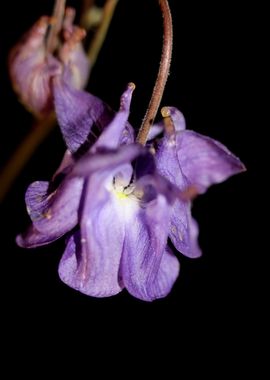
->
[136,0,173,145]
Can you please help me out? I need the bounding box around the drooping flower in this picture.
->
[9,7,90,118]
[17,84,181,301]
[152,107,246,258]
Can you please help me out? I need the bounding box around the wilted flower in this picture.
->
[9,7,90,117]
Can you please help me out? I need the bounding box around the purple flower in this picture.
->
[17,84,245,301]
[9,8,90,118]
[17,84,180,301]
[152,107,246,258]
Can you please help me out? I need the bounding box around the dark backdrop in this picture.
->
[0,0,256,367]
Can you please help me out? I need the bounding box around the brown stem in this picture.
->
[136,0,173,145]
[46,0,66,53]
[88,0,119,66]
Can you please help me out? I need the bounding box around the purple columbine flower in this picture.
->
[17,84,180,301]
[9,7,90,118]
[17,81,245,301]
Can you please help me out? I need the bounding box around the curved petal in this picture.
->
[16,224,63,248]
[93,83,135,150]
[176,130,246,193]
[121,194,173,301]
[169,200,201,258]
[20,176,84,242]
[53,79,134,154]
[59,174,125,297]
[164,107,186,132]
[53,76,114,153]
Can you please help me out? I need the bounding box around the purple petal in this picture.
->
[53,76,114,153]
[51,150,74,180]
[93,83,135,150]
[156,246,180,295]
[72,144,143,177]
[121,195,176,301]
[59,174,125,297]
[17,176,84,248]
[16,224,61,248]
[165,107,186,131]
[169,200,202,258]
[53,79,134,154]
[155,134,201,257]
[176,130,246,193]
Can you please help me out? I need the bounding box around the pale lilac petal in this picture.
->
[121,195,174,301]
[176,130,246,193]
[147,122,163,140]
[59,174,125,297]
[9,17,62,117]
[165,107,186,131]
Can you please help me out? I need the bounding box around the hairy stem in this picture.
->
[136,0,173,145]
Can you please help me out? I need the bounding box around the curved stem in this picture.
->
[88,0,119,66]
[46,0,66,53]
[136,0,173,145]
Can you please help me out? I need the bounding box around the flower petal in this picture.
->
[72,144,143,177]
[17,175,84,248]
[176,130,246,193]
[53,76,114,154]
[121,194,175,301]
[155,132,201,257]
[93,83,135,150]
[53,80,134,154]
[59,174,125,297]
[169,199,202,258]
[16,224,61,248]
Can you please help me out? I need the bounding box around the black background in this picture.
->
[0,0,258,365]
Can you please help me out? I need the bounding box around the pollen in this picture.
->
[115,191,128,200]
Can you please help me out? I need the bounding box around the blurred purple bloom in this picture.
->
[9,8,90,117]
